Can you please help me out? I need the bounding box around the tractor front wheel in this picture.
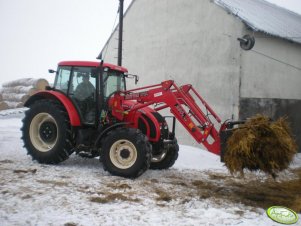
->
[150,138,179,170]
[101,127,152,178]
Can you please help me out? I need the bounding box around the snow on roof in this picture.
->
[214,0,301,44]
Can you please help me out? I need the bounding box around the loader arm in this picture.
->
[110,80,222,155]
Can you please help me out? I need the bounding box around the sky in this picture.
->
[0,0,300,86]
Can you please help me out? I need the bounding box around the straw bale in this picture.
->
[224,114,297,177]
[2,93,30,103]
[0,86,37,95]
[2,78,49,90]
[0,101,9,111]
[5,101,24,109]
[16,102,24,108]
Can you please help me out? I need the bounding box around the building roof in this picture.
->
[214,0,301,44]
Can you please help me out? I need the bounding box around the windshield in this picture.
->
[103,69,126,98]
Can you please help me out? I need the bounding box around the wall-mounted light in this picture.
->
[237,34,255,50]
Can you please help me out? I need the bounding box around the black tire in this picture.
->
[101,127,152,178]
[21,99,74,164]
[150,138,179,170]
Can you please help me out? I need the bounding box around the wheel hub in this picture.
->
[29,113,59,152]
[120,149,130,159]
[39,122,57,142]
[109,139,138,169]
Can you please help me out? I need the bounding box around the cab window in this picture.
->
[54,66,71,93]
[103,69,126,98]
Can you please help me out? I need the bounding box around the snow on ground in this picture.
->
[0,109,300,226]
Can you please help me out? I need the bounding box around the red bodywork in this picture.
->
[112,99,163,142]
[110,80,223,155]
[58,61,128,73]
[25,90,81,126]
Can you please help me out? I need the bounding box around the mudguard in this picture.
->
[121,100,163,142]
[24,90,81,126]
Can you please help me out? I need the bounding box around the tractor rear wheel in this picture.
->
[21,100,74,164]
[150,138,179,170]
[101,127,152,178]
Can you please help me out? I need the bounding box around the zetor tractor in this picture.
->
[22,61,230,178]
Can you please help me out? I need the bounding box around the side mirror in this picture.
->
[126,73,139,85]
[135,75,139,85]
[48,69,56,73]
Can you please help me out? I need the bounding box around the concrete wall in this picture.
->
[103,0,301,151]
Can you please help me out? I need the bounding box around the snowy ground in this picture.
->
[0,109,300,226]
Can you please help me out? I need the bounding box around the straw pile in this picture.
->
[224,114,298,178]
[0,78,49,110]
[0,101,9,111]
[2,78,49,90]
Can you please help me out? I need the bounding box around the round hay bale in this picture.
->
[2,78,49,90]
[2,93,30,103]
[27,88,38,96]
[2,78,32,88]
[34,79,49,90]
[224,114,297,177]
[16,102,24,108]
[5,101,22,109]
[0,102,9,111]
[1,86,35,94]
[20,94,30,102]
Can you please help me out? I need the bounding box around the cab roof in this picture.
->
[58,61,128,73]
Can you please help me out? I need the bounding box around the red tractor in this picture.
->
[22,61,232,178]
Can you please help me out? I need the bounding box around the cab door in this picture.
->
[69,67,97,124]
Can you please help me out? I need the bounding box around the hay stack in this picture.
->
[1,86,37,96]
[0,102,9,111]
[0,78,49,110]
[2,93,30,103]
[2,78,49,90]
[6,101,24,109]
[224,114,297,177]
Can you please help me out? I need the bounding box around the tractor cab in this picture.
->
[52,61,127,125]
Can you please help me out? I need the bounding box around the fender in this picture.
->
[24,90,81,126]
[122,100,162,142]
[94,122,130,147]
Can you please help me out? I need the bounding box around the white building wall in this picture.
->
[240,33,301,99]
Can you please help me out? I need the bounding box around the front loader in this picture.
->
[21,61,296,178]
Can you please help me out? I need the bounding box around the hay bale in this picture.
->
[0,102,9,111]
[0,78,46,110]
[16,102,24,108]
[2,78,49,90]
[0,86,37,95]
[2,93,30,103]
[5,101,24,109]
[224,114,298,177]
